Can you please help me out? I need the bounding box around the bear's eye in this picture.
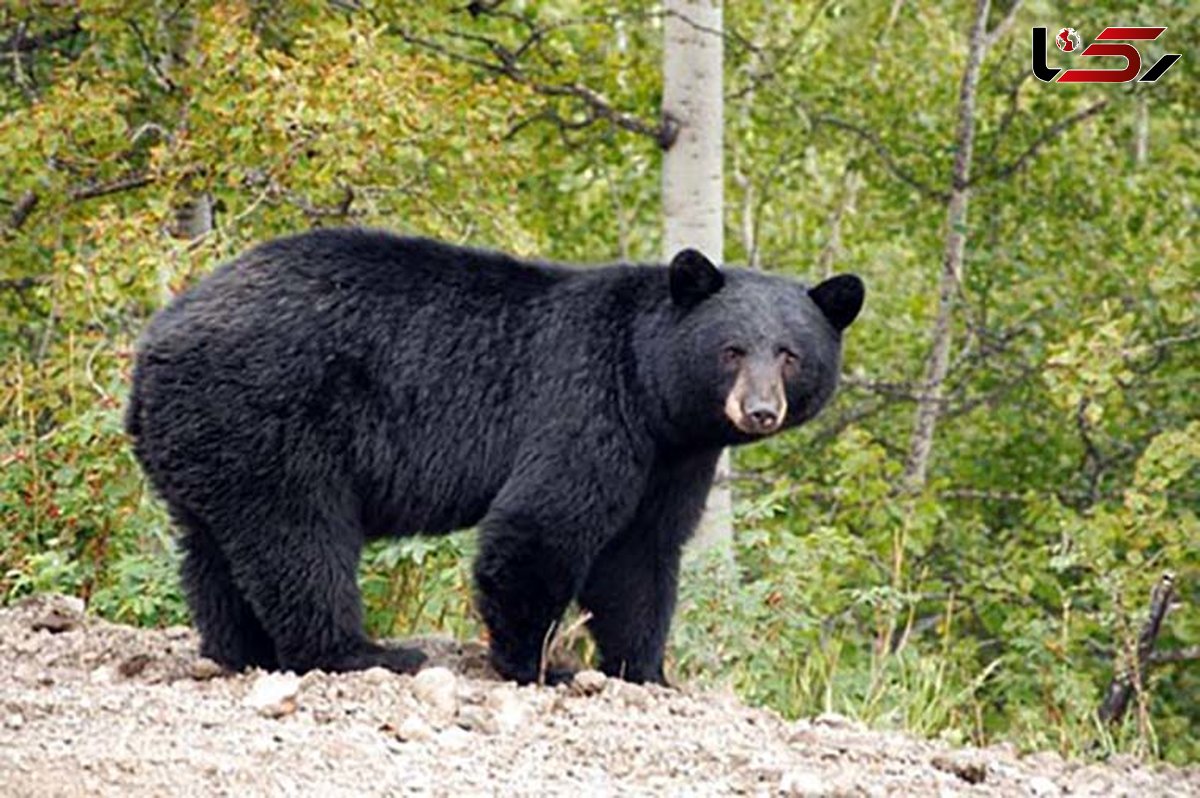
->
[720,346,745,367]
[779,348,799,369]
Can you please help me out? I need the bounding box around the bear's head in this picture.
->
[650,249,864,447]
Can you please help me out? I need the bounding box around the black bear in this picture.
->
[126,229,863,684]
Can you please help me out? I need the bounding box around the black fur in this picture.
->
[127,229,863,683]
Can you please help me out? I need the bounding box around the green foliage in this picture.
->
[2,0,1196,764]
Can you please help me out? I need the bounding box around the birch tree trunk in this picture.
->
[662,0,729,550]
[902,0,990,491]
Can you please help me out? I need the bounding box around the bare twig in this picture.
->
[389,24,670,145]
[68,173,156,202]
[982,0,1023,52]
[1149,645,1200,665]
[1098,573,1176,725]
[4,189,39,231]
[1,16,82,53]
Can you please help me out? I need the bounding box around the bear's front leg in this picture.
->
[580,448,721,685]
[474,432,647,685]
[474,518,587,685]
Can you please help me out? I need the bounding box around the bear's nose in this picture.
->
[745,404,779,430]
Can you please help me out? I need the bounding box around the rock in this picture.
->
[1027,775,1060,796]
[242,671,300,718]
[410,667,458,724]
[117,653,152,678]
[813,711,863,731]
[779,768,828,796]
[454,704,496,734]
[611,680,651,710]
[931,752,988,785]
[4,713,24,730]
[394,714,434,743]
[571,669,607,696]
[361,666,394,685]
[485,690,533,735]
[163,625,192,640]
[437,725,473,751]
[189,658,225,681]
[29,595,85,634]
[89,665,116,685]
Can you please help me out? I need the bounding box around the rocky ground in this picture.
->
[0,594,1196,797]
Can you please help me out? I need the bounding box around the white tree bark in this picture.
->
[903,0,990,490]
[662,0,730,550]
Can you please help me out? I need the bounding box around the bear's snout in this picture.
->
[723,362,788,436]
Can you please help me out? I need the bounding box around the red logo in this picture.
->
[1056,28,1082,53]
[1032,27,1181,83]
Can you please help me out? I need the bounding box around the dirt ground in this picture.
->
[1,594,1196,797]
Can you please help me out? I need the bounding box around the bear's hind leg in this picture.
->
[179,520,278,672]
[225,510,425,675]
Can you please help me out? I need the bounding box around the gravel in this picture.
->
[1,594,1196,797]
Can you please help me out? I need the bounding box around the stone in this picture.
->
[571,669,607,696]
[394,714,434,743]
[779,768,828,796]
[410,667,458,724]
[243,671,300,718]
[189,658,225,681]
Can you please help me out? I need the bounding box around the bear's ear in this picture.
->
[809,274,865,332]
[669,249,725,308]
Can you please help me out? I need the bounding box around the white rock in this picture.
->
[780,768,828,796]
[89,665,116,685]
[572,669,607,696]
[394,714,434,742]
[1027,775,1060,797]
[242,671,300,718]
[4,713,24,730]
[485,689,532,735]
[410,667,458,723]
[437,725,473,751]
[361,666,394,685]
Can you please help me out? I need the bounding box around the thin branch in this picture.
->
[1149,646,1200,665]
[811,114,949,202]
[977,99,1109,185]
[4,189,38,231]
[0,16,82,53]
[68,172,155,202]
[389,25,670,145]
[982,0,1023,53]
[126,19,177,92]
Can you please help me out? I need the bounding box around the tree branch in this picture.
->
[4,189,38,232]
[810,114,949,202]
[0,16,82,54]
[1098,573,1176,725]
[68,173,155,202]
[389,24,671,146]
[977,99,1109,186]
[982,0,1022,53]
[1149,646,1200,665]
[903,0,990,490]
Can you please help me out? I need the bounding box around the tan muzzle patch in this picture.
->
[723,368,788,435]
